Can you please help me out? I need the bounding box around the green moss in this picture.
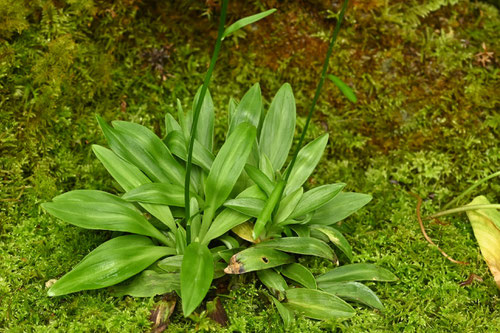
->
[1,0,499,331]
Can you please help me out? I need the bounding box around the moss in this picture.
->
[1,0,499,331]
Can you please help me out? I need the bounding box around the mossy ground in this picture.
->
[1,0,499,331]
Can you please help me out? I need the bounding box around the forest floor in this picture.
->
[1,0,499,331]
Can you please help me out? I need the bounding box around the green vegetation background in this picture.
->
[1,0,499,331]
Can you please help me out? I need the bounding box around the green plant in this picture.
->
[40,0,396,326]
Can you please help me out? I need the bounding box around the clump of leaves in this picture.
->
[41,0,396,326]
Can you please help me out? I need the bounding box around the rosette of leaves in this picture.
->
[220,82,396,324]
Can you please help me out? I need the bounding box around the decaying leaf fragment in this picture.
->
[466,196,500,289]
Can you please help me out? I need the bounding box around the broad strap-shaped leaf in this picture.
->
[228,97,238,125]
[327,74,357,103]
[259,152,276,181]
[224,197,264,218]
[289,184,345,219]
[42,190,171,245]
[257,269,288,296]
[309,192,372,225]
[92,145,176,231]
[123,183,201,208]
[466,196,500,289]
[228,83,262,135]
[271,295,294,328]
[181,242,214,316]
[259,83,296,171]
[158,255,183,273]
[97,117,185,186]
[253,180,286,239]
[232,221,256,243]
[164,130,214,172]
[310,225,353,261]
[284,134,329,195]
[255,237,335,261]
[222,9,276,39]
[319,281,384,310]
[189,86,214,152]
[281,263,317,289]
[244,164,274,196]
[202,208,249,245]
[177,99,190,138]
[48,235,174,296]
[202,122,257,235]
[284,288,355,320]
[224,247,294,274]
[316,263,397,285]
[275,188,303,224]
[110,270,180,297]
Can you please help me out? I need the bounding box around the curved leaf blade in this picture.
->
[228,83,262,135]
[316,263,397,284]
[310,192,372,225]
[255,237,334,261]
[290,184,345,219]
[284,134,329,195]
[48,235,173,296]
[319,281,385,310]
[202,208,249,244]
[327,74,357,103]
[181,242,214,316]
[311,225,353,261]
[222,9,276,39]
[224,248,294,274]
[122,183,190,207]
[259,83,296,171]
[285,288,355,320]
[110,270,180,297]
[281,263,317,289]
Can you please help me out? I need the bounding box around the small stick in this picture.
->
[459,274,483,287]
[408,191,468,265]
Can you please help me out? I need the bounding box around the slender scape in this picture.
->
[284,0,349,181]
[185,0,228,242]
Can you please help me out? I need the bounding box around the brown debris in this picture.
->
[149,293,177,333]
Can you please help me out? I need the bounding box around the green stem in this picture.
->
[184,0,228,244]
[284,0,348,181]
[443,170,500,210]
[428,204,500,219]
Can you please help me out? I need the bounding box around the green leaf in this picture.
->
[123,183,202,208]
[244,164,274,196]
[202,122,257,236]
[222,9,276,39]
[255,237,335,261]
[189,86,215,151]
[259,83,296,171]
[253,180,286,239]
[228,83,262,135]
[202,208,249,245]
[224,247,294,274]
[311,225,353,261]
[257,269,288,295]
[103,118,185,186]
[327,74,357,103]
[181,242,214,316]
[228,97,238,125]
[164,130,214,172]
[309,192,372,225]
[164,113,182,134]
[270,295,294,328]
[92,145,176,231]
[319,281,384,310]
[259,152,276,181]
[48,235,174,296]
[284,134,329,195]
[275,188,303,224]
[281,263,317,289]
[289,184,345,219]
[316,263,397,284]
[224,197,265,218]
[42,190,171,245]
[157,255,183,273]
[285,288,355,320]
[110,270,180,297]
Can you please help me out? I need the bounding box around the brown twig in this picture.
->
[459,274,483,287]
[408,191,468,265]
